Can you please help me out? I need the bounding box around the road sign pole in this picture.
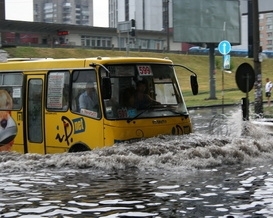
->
[117,21,131,56]
[222,65,224,114]
[217,40,232,113]
[252,0,263,117]
[126,31,130,56]
[208,43,217,99]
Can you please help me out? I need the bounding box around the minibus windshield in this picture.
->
[101,64,188,120]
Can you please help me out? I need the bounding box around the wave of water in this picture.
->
[1,112,273,174]
[2,109,273,217]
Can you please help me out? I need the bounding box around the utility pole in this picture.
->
[208,43,216,99]
[252,0,263,116]
[248,1,253,58]
[0,0,5,48]
[166,0,170,52]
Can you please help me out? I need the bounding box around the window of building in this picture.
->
[266,17,272,23]
[97,39,101,47]
[81,36,112,48]
[92,39,96,47]
[140,39,148,49]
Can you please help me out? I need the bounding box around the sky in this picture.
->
[5,0,109,27]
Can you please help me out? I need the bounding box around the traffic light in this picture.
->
[131,19,135,28]
[129,29,135,37]
[130,19,136,37]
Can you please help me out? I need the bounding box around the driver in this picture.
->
[134,80,160,109]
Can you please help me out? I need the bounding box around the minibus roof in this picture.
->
[0,56,173,71]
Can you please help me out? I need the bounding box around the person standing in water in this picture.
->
[265,78,272,107]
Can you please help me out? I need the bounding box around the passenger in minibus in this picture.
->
[79,82,99,112]
[134,80,160,109]
[122,87,136,108]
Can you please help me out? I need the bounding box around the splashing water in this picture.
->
[1,106,273,218]
[0,107,273,174]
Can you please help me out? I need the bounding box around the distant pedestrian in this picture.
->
[265,78,272,106]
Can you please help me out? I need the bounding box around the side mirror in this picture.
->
[101,77,112,99]
[190,75,198,95]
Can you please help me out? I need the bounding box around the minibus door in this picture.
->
[25,75,45,154]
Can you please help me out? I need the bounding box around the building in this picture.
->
[235,12,273,52]
[109,0,173,31]
[2,0,272,52]
[240,0,273,51]
[259,13,273,51]
[33,0,94,45]
[33,0,93,26]
[108,0,174,51]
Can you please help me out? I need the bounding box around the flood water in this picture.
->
[1,105,273,218]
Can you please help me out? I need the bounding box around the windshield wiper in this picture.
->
[126,104,188,123]
[127,104,154,123]
[158,105,189,115]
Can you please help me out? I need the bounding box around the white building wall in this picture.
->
[117,0,125,22]
[143,1,163,31]
[109,0,118,28]
[169,0,173,29]
[67,34,81,46]
[129,1,136,20]
[135,1,143,29]
[110,0,169,31]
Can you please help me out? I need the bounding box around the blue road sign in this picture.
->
[218,40,231,55]
[223,55,230,69]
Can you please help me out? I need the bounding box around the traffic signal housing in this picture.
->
[130,19,136,37]
[131,19,135,28]
[129,29,135,37]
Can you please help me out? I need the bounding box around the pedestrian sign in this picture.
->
[218,40,231,55]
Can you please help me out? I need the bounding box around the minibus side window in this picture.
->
[71,70,101,119]
[46,71,70,111]
[0,73,23,110]
[28,79,43,143]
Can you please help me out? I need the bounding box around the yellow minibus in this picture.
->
[0,56,198,154]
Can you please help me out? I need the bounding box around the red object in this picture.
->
[57,31,69,36]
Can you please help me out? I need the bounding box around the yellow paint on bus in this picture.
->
[0,56,198,154]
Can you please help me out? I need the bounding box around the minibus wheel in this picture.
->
[69,143,91,152]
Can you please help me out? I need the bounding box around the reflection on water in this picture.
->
[2,163,273,217]
[1,105,273,217]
